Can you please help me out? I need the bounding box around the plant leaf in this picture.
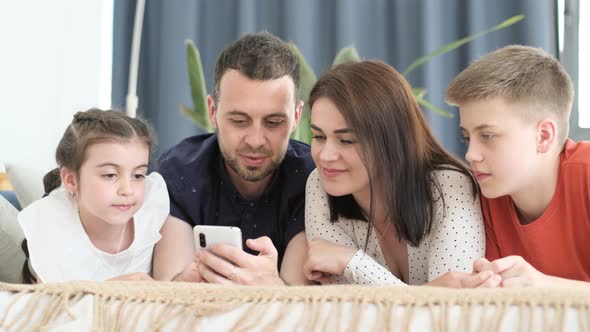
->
[332,46,361,67]
[288,43,317,143]
[412,87,427,99]
[185,39,211,132]
[415,95,454,118]
[179,105,207,131]
[402,14,525,76]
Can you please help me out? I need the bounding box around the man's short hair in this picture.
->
[213,32,300,102]
[445,45,574,144]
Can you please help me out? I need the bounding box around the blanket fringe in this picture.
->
[0,282,589,331]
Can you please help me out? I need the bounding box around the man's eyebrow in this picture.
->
[264,113,288,118]
[225,110,250,117]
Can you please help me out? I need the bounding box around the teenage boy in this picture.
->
[446,45,589,288]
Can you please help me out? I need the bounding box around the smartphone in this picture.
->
[193,225,243,251]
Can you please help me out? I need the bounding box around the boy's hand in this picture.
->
[458,270,502,288]
[303,238,357,283]
[473,256,549,288]
[426,271,501,288]
[198,236,284,285]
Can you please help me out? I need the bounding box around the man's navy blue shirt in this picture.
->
[156,133,315,266]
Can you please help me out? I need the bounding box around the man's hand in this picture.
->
[473,256,549,288]
[197,236,284,285]
[303,238,357,283]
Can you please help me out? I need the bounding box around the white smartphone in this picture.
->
[193,225,243,251]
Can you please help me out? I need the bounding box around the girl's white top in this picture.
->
[18,172,169,282]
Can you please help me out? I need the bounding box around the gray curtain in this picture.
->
[112,0,557,160]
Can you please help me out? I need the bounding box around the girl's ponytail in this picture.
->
[42,168,61,195]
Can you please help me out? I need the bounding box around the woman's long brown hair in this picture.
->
[309,60,477,247]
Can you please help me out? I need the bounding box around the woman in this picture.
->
[303,61,492,287]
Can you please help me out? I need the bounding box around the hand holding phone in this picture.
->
[193,225,243,251]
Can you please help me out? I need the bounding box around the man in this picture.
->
[154,32,315,285]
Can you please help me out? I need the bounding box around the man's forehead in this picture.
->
[216,76,296,116]
[218,69,296,89]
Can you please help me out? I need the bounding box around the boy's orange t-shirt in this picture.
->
[481,139,590,282]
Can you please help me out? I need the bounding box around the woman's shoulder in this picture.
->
[429,166,481,223]
[429,166,478,212]
[306,168,321,184]
[305,168,328,206]
[431,166,474,186]
[430,167,475,197]
[305,168,326,196]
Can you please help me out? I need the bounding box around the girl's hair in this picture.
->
[309,60,477,247]
[43,108,156,193]
[21,108,156,283]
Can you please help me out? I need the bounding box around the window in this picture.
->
[578,1,589,128]
[561,0,590,139]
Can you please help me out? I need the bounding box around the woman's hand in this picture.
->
[303,238,357,283]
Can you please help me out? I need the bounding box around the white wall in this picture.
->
[0,0,112,207]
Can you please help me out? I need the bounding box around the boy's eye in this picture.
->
[340,139,355,145]
[102,174,117,179]
[481,133,495,141]
[133,174,146,180]
[460,136,470,143]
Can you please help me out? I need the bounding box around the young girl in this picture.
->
[304,61,492,287]
[19,109,169,283]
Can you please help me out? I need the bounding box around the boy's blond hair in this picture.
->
[445,45,574,145]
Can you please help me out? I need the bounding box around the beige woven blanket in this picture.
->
[0,281,589,331]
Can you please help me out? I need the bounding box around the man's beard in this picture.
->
[221,146,284,182]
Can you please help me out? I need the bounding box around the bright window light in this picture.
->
[558,0,565,53]
[579,1,589,128]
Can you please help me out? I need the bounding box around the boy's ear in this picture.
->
[536,118,557,153]
[60,167,78,195]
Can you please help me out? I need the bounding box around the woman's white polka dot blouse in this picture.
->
[305,168,485,286]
